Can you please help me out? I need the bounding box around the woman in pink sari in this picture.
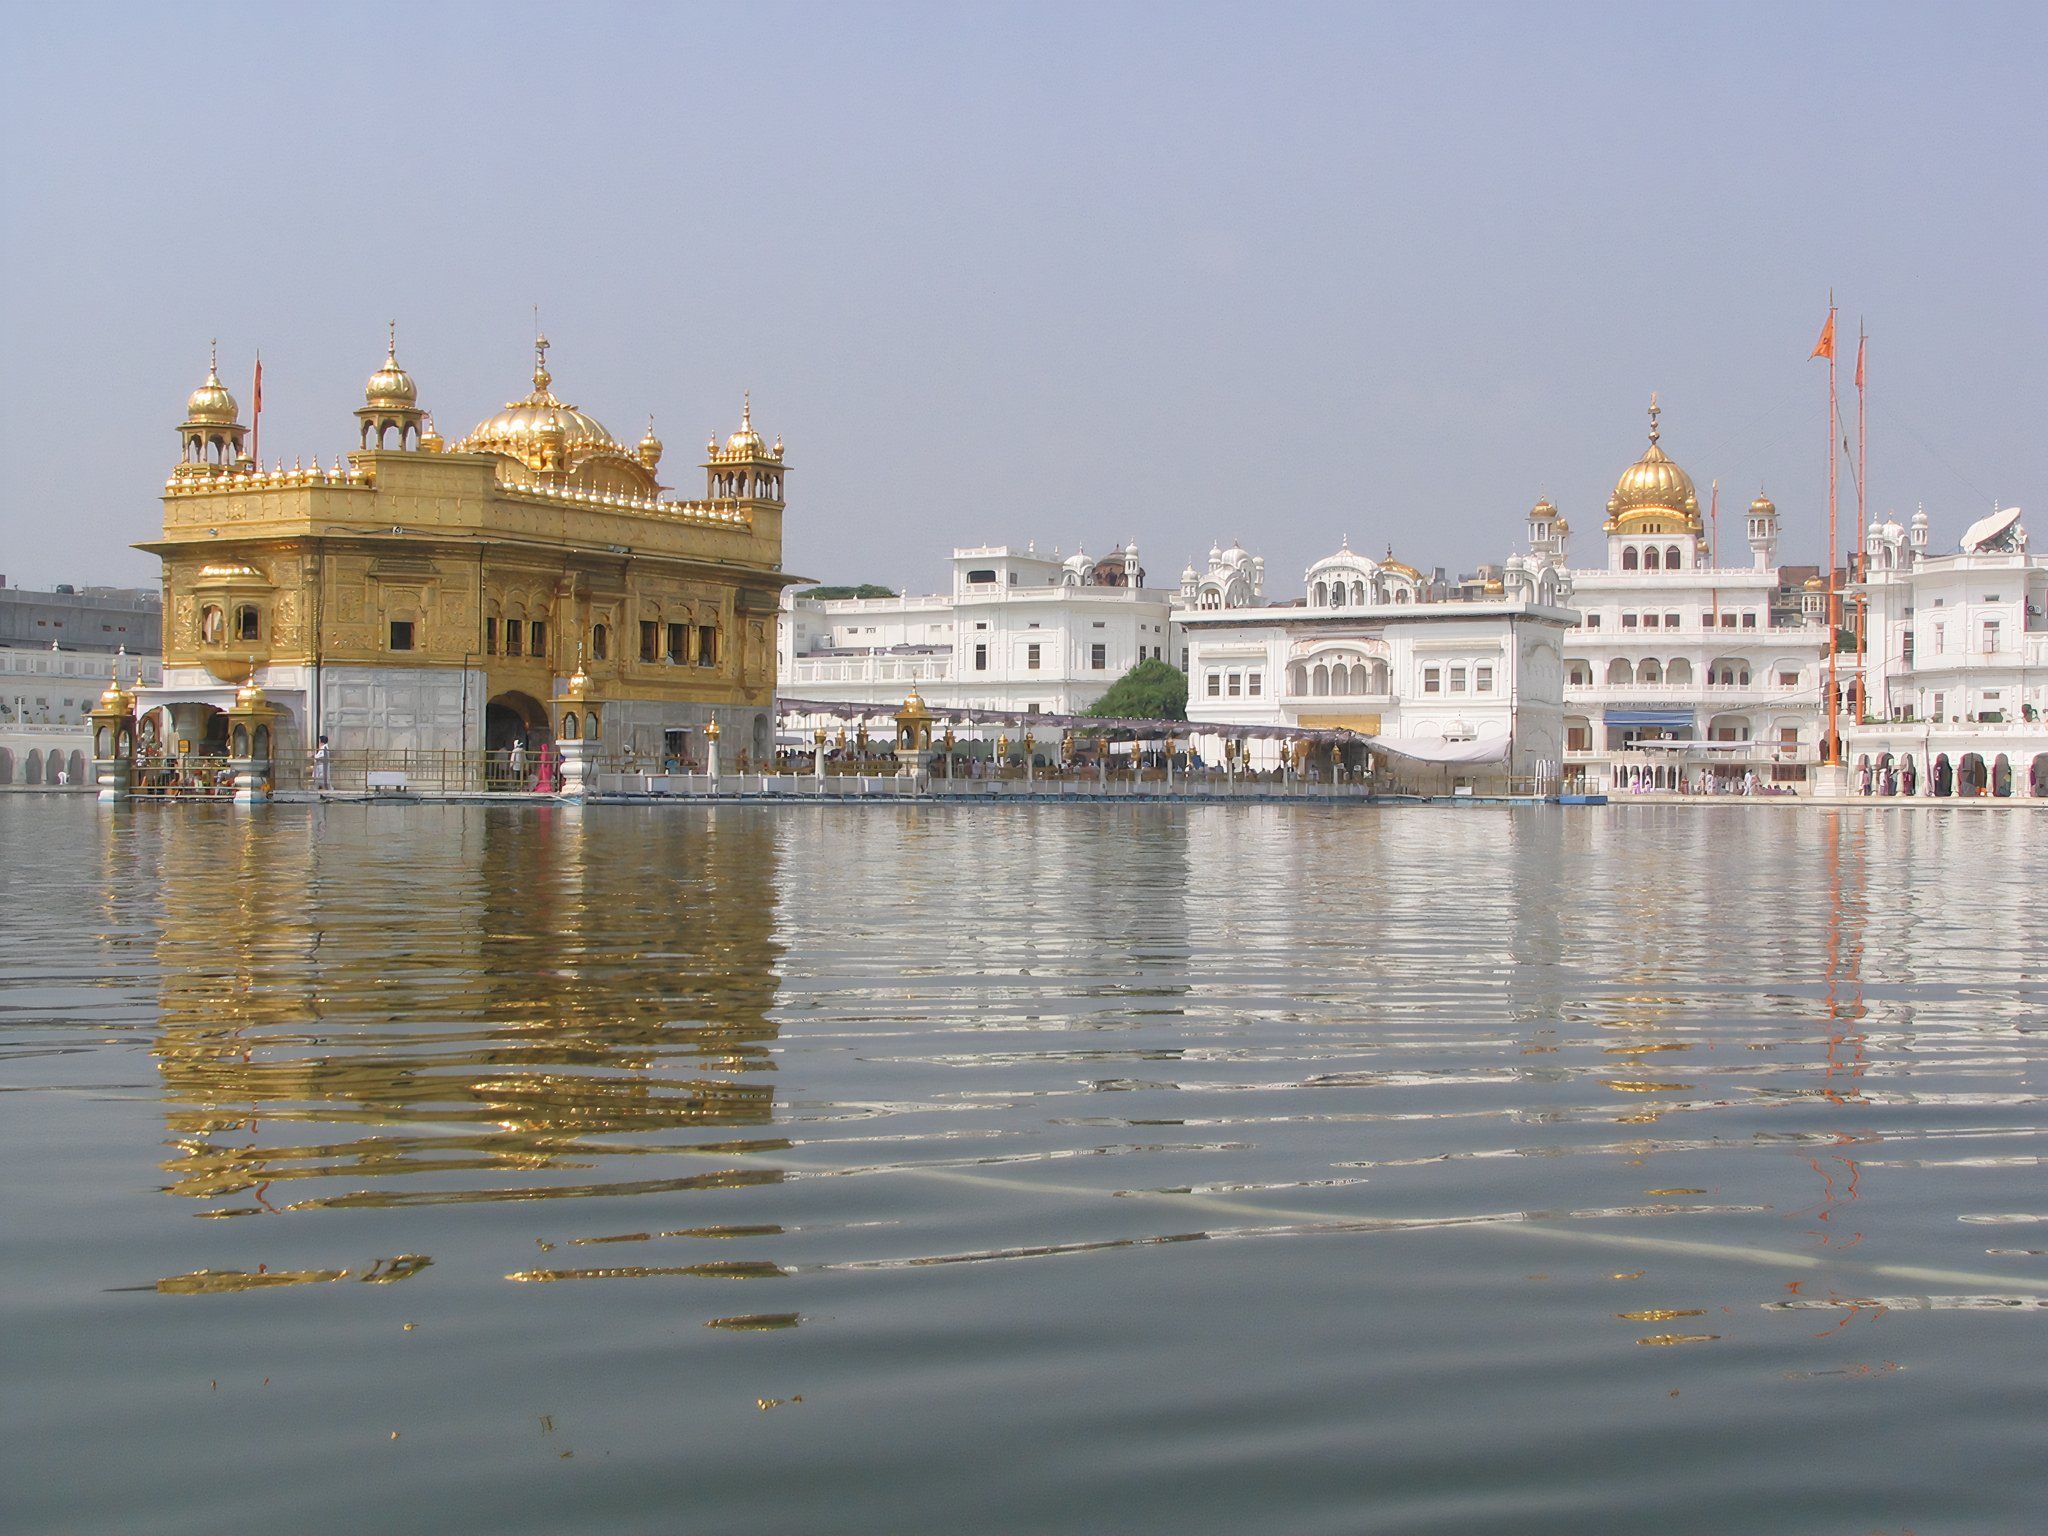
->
[533,739,561,794]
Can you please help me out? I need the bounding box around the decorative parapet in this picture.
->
[165,460,373,495]
[495,481,755,529]
[162,458,754,531]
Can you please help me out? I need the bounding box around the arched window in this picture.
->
[1665,545,1682,569]
[200,605,224,644]
[1351,581,1366,605]
[1622,547,1640,571]
[1312,581,1328,606]
[1666,658,1692,685]
[1607,658,1632,685]
[1638,658,1662,685]
[1312,663,1329,696]
[591,623,610,661]
[235,605,260,641]
[1645,546,1661,570]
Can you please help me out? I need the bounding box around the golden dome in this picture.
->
[1606,396,1700,530]
[185,346,239,425]
[1750,492,1777,516]
[98,661,134,712]
[364,330,417,408]
[1530,497,1557,517]
[726,394,764,455]
[418,414,443,452]
[638,417,663,469]
[1803,575,1825,590]
[456,337,626,465]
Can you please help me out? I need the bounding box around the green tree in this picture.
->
[1084,658,1188,721]
[799,583,898,600]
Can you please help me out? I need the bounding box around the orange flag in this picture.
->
[1854,332,1865,390]
[1810,312,1836,360]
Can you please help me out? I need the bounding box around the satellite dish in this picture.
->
[1959,504,2023,553]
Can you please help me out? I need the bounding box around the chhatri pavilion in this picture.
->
[135,334,798,774]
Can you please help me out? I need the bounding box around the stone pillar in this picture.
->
[706,717,722,781]
[88,666,137,805]
[226,683,279,806]
[893,689,934,781]
[1810,762,1848,800]
[548,663,602,800]
[814,726,827,779]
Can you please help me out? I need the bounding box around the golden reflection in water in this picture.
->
[144,808,787,1217]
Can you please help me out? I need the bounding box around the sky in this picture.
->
[2,0,2042,598]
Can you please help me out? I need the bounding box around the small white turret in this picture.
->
[1747,491,1780,572]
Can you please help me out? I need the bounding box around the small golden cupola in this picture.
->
[176,342,247,478]
[1605,395,1702,536]
[703,392,787,504]
[356,324,429,450]
[638,416,664,472]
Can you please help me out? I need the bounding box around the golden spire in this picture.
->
[1647,392,1661,446]
[533,334,552,395]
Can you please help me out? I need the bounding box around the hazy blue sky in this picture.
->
[3,1,2042,597]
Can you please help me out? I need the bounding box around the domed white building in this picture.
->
[1181,541,1264,610]
[1517,398,1833,792]
[1848,502,2048,797]
[1303,537,1424,608]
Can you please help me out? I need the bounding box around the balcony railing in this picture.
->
[785,655,954,685]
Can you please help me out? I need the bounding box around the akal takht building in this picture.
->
[136,335,797,775]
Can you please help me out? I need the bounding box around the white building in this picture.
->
[1518,401,1833,792]
[1180,540,1575,785]
[779,542,1181,736]
[1846,503,2048,796]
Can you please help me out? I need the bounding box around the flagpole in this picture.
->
[1708,479,1720,626]
[251,352,263,467]
[1855,323,1868,719]
[1824,294,1839,767]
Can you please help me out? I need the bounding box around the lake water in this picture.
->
[3,796,2045,1534]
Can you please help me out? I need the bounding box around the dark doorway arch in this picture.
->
[2030,753,2048,797]
[1957,752,1986,797]
[486,692,550,753]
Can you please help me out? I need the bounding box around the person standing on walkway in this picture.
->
[313,735,331,790]
[509,737,526,788]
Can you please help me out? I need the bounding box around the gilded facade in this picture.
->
[137,336,797,769]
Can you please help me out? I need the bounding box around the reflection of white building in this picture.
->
[1845,504,2048,796]
[779,542,1183,727]
[1180,538,1574,783]
[1518,401,1832,791]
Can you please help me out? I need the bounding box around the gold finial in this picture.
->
[388,320,397,359]
[741,390,751,431]
[533,333,551,394]
[1647,392,1661,446]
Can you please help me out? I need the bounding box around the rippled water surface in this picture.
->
[4,797,2046,1534]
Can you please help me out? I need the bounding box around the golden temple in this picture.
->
[137,332,799,772]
